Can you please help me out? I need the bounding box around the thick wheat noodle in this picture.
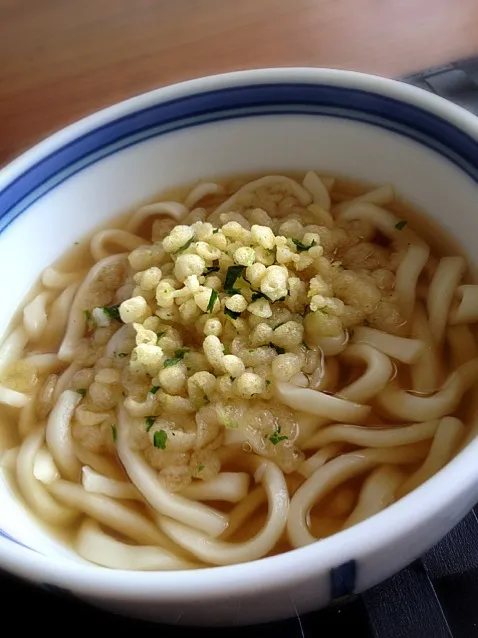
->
[0,326,28,377]
[23,291,53,342]
[81,466,141,500]
[16,429,78,525]
[18,388,40,438]
[287,443,429,548]
[90,230,146,262]
[33,446,59,484]
[41,283,79,348]
[338,202,424,246]
[74,444,125,480]
[45,390,81,481]
[126,201,188,233]
[342,465,405,529]
[76,519,197,570]
[447,324,478,368]
[352,326,426,365]
[375,358,478,421]
[159,459,289,565]
[117,407,228,537]
[104,324,133,357]
[397,417,465,497]
[303,420,439,451]
[449,285,478,324]
[41,267,81,290]
[316,332,349,356]
[58,253,128,362]
[427,256,466,342]
[184,182,224,209]
[298,443,345,478]
[180,472,250,502]
[0,447,18,471]
[0,385,30,408]
[277,381,370,423]
[287,345,391,432]
[23,354,64,374]
[48,479,173,547]
[53,362,81,401]
[335,184,394,214]
[394,243,430,319]
[410,302,444,393]
[338,344,394,402]
[220,486,267,540]
[302,171,331,210]
[213,176,312,216]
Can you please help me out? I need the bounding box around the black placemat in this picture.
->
[3,57,478,637]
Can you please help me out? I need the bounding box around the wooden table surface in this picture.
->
[1,0,478,165]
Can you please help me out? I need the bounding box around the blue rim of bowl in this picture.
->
[1,82,478,237]
[1,69,478,602]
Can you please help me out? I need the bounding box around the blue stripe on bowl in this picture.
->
[1,83,478,234]
[0,528,34,552]
[330,559,357,599]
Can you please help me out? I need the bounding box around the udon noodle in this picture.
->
[1,171,478,570]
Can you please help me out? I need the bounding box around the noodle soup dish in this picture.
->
[2,68,478,625]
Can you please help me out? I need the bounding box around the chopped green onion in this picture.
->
[164,348,190,367]
[111,424,117,442]
[212,229,219,234]
[224,307,241,320]
[207,289,218,313]
[395,220,407,230]
[225,287,241,295]
[198,464,205,472]
[102,304,121,320]
[153,430,167,449]
[204,265,220,275]
[224,265,245,290]
[84,309,92,322]
[266,379,271,386]
[77,388,86,397]
[223,344,231,355]
[145,416,156,431]
[270,343,286,355]
[292,238,317,252]
[175,237,194,253]
[150,385,160,395]
[268,426,288,445]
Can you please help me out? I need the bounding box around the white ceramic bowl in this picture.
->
[1,68,478,626]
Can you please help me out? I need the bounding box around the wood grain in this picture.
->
[1,0,478,164]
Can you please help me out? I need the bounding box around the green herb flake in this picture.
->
[175,237,194,254]
[163,348,190,368]
[77,388,87,397]
[111,424,117,442]
[153,430,167,449]
[207,289,219,313]
[266,379,271,386]
[145,416,156,431]
[270,343,286,355]
[212,229,219,234]
[395,220,407,231]
[204,265,220,275]
[292,238,317,252]
[223,344,231,355]
[224,307,241,320]
[225,287,241,295]
[268,426,288,446]
[150,385,160,395]
[198,464,205,472]
[102,304,121,320]
[224,265,245,291]
[84,309,92,324]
